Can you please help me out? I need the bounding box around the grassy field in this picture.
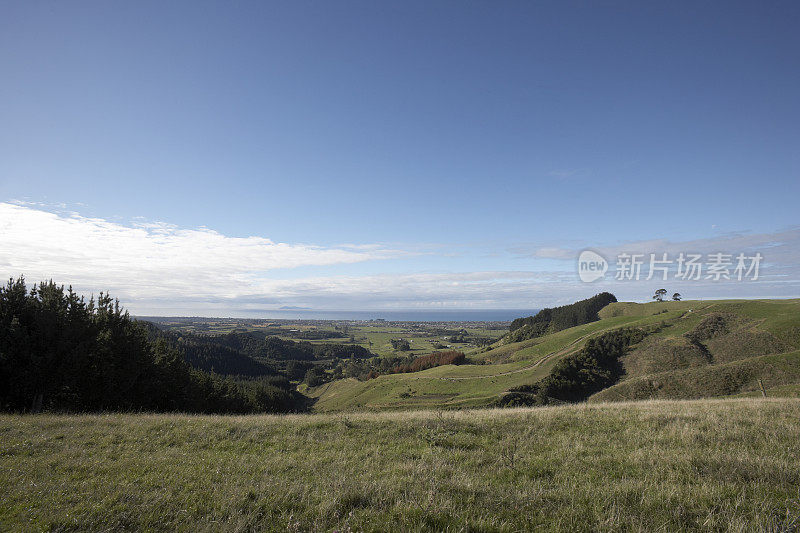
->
[146,317,508,358]
[307,299,800,412]
[2,399,799,531]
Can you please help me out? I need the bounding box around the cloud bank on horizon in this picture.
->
[1,202,799,316]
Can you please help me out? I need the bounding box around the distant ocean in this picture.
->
[254,309,540,322]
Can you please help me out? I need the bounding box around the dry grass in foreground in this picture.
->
[1,399,799,532]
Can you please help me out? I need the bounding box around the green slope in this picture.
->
[308,298,800,412]
[591,350,800,402]
[589,298,800,402]
[3,400,800,531]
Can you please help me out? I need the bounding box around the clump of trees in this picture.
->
[0,278,307,413]
[328,350,467,381]
[424,327,494,346]
[499,326,655,407]
[148,327,278,377]
[285,329,342,340]
[653,289,682,302]
[204,331,372,361]
[507,292,617,343]
[385,350,465,374]
[303,366,328,387]
[390,339,411,351]
[652,288,668,301]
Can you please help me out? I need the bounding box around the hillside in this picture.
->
[2,399,799,531]
[590,298,800,402]
[308,298,800,411]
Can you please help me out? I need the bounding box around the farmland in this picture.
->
[143,316,509,357]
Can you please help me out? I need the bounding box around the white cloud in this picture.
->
[0,202,405,305]
[2,202,798,316]
[0,203,593,314]
[515,228,800,273]
[129,270,584,315]
[504,229,800,308]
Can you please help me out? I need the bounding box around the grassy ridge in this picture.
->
[308,299,800,412]
[590,299,800,402]
[2,399,799,531]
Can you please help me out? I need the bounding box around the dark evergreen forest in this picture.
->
[507,292,618,342]
[0,277,357,413]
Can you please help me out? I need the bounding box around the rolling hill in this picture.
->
[306,298,800,411]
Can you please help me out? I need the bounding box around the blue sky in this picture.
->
[1,1,799,315]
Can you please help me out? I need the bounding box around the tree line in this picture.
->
[207,331,373,361]
[507,292,617,343]
[0,278,309,413]
[313,350,469,383]
[372,350,466,378]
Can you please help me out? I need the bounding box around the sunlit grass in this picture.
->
[2,399,799,531]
